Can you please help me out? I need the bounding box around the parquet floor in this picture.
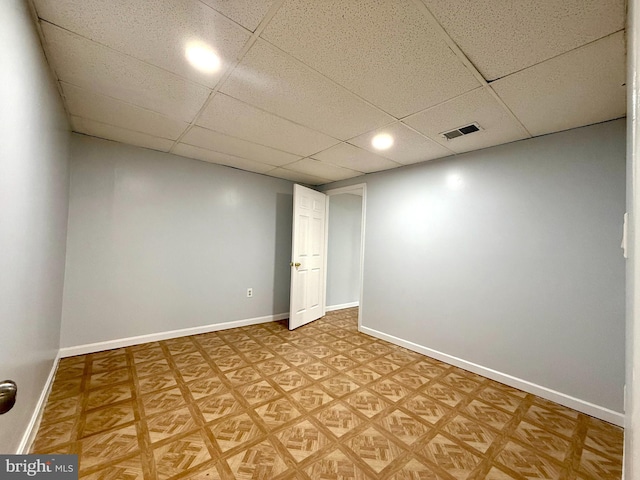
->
[31,308,623,479]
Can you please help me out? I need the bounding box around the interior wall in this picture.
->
[326,119,626,413]
[327,193,362,307]
[626,0,639,474]
[61,135,293,348]
[0,0,70,453]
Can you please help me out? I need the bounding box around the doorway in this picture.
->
[324,184,366,330]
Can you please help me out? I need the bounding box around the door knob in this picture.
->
[0,380,17,415]
[289,262,301,267]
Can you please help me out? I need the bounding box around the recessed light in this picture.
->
[185,42,221,73]
[371,133,394,150]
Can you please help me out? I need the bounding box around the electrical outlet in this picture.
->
[247,288,253,298]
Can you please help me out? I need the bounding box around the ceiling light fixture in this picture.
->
[371,133,394,150]
[185,42,221,73]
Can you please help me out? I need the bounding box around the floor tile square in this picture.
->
[369,358,402,375]
[88,368,130,390]
[390,458,445,480]
[196,392,242,423]
[31,418,76,451]
[440,372,481,393]
[343,366,382,385]
[291,386,335,412]
[40,396,80,424]
[180,363,217,381]
[442,415,499,454]
[254,358,290,376]
[131,346,165,364]
[141,387,187,417]
[153,431,212,480]
[347,426,404,473]
[346,390,392,418]
[209,412,263,452]
[313,402,364,438]
[401,393,451,425]
[186,376,228,400]
[225,366,263,386]
[80,454,145,479]
[579,448,622,480]
[243,349,275,364]
[511,421,570,462]
[135,359,171,379]
[463,400,513,430]
[321,374,361,398]
[271,368,312,391]
[478,386,523,413]
[254,398,303,428]
[419,434,481,480]
[82,401,136,437]
[524,404,578,439]
[496,441,562,480]
[410,361,447,379]
[79,424,140,471]
[137,371,178,396]
[421,382,466,407]
[324,354,358,371]
[212,354,247,372]
[91,354,128,373]
[276,419,332,462]
[226,440,290,479]
[299,362,337,380]
[304,448,370,480]
[236,380,281,406]
[369,379,411,403]
[377,409,431,446]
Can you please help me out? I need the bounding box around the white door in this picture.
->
[289,184,327,330]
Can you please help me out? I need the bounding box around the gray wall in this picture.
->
[0,0,70,453]
[61,135,293,348]
[327,194,362,307]
[328,119,626,412]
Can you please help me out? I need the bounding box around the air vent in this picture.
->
[441,122,482,140]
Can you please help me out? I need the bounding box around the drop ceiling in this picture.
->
[31,0,626,185]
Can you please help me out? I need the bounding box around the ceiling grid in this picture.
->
[29,0,626,184]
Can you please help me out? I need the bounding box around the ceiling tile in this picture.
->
[34,0,251,88]
[349,123,452,165]
[261,0,481,118]
[219,39,394,140]
[422,0,624,81]
[197,93,339,157]
[62,83,188,141]
[284,158,363,182]
[173,143,275,174]
[41,23,211,123]
[312,143,400,173]
[491,32,626,137]
[403,87,528,153]
[200,0,275,32]
[71,116,175,152]
[181,126,301,167]
[267,168,329,186]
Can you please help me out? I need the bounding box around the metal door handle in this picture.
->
[289,262,301,267]
[0,380,17,415]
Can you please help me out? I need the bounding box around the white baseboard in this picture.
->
[17,352,61,454]
[360,326,625,427]
[60,313,289,358]
[326,302,359,312]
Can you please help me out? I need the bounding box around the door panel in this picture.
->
[289,184,327,329]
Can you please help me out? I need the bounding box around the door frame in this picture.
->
[323,183,367,331]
